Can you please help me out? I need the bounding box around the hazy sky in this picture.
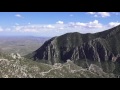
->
[0,12,120,37]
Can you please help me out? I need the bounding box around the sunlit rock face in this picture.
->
[10,53,22,59]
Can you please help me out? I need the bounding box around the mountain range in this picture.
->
[1,25,120,78]
[26,25,120,75]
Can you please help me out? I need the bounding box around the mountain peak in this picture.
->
[26,25,120,71]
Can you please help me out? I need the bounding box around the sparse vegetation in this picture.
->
[0,54,116,78]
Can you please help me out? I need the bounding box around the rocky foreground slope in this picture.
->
[26,25,120,75]
[0,54,115,78]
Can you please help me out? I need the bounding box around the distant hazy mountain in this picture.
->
[26,25,120,75]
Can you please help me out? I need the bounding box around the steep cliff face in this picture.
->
[27,25,120,73]
[71,38,113,62]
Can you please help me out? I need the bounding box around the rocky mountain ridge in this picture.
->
[26,25,120,74]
